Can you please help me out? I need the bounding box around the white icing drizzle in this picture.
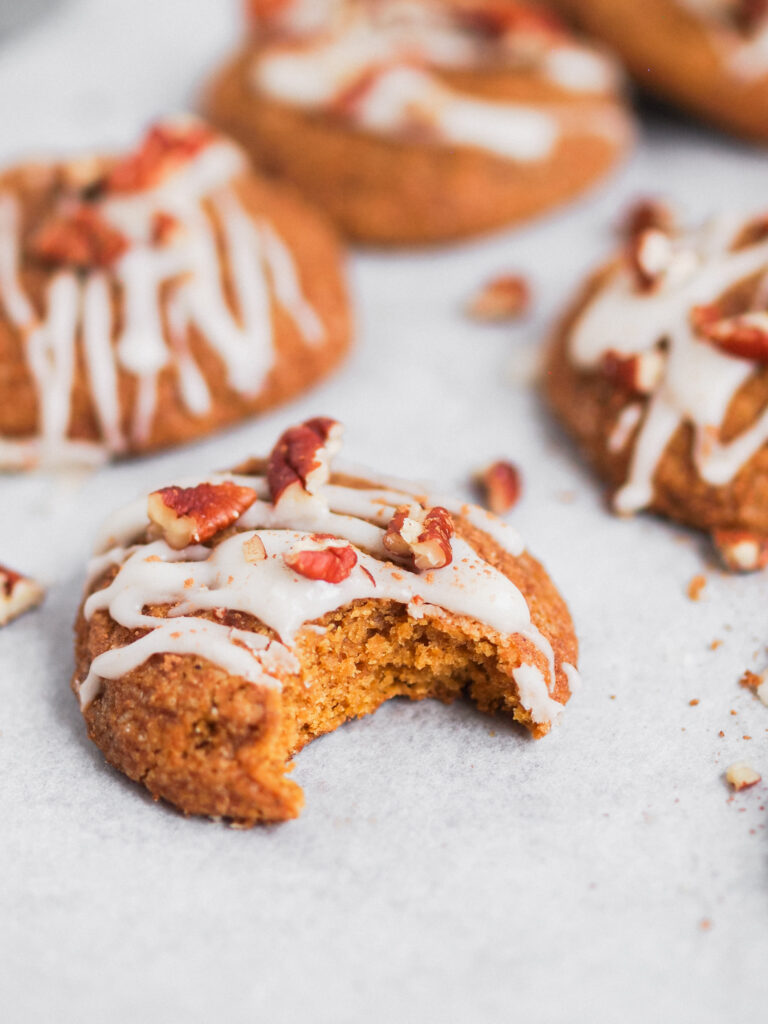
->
[250,1,622,163]
[77,460,571,727]
[608,401,643,454]
[0,121,325,468]
[568,214,768,514]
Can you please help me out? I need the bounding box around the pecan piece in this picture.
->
[734,0,768,33]
[148,481,257,549]
[267,417,343,503]
[620,198,675,240]
[712,528,768,572]
[384,505,454,571]
[243,534,267,563]
[627,227,674,291]
[601,349,665,394]
[0,565,45,626]
[105,121,217,194]
[284,540,357,583]
[726,761,761,791]
[475,461,522,515]
[453,0,563,38]
[692,308,768,363]
[466,274,530,322]
[30,205,128,269]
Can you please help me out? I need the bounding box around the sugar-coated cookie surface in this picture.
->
[0,117,350,469]
[545,203,768,569]
[73,418,579,825]
[205,0,632,244]
[550,0,768,142]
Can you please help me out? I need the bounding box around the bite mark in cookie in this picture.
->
[73,417,578,825]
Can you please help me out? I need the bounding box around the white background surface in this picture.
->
[1,2,767,1022]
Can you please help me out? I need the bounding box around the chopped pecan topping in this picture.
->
[105,121,217,194]
[601,349,665,394]
[242,534,267,563]
[0,564,45,626]
[452,0,564,39]
[151,211,182,245]
[740,668,768,706]
[148,481,257,549]
[267,417,342,503]
[475,460,522,515]
[244,0,293,27]
[330,60,419,118]
[726,761,761,791]
[733,0,768,33]
[712,528,768,572]
[384,504,454,571]
[691,307,768,362]
[284,540,357,583]
[628,227,674,291]
[466,273,531,322]
[30,205,128,269]
[621,198,675,240]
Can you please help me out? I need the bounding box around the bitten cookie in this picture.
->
[550,0,768,143]
[73,417,579,825]
[204,0,632,245]
[0,117,350,469]
[545,202,768,569]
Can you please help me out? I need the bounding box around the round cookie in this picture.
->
[0,117,350,469]
[545,203,768,569]
[204,0,633,245]
[73,417,580,825]
[550,0,768,143]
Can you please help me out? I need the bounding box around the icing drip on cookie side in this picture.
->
[250,0,623,162]
[0,121,325,468]
[77,433,569,728]
[569,214,768,513]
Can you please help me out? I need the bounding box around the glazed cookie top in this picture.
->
[566,205,768,514]
[77,417,578,731]
[246,0,626,162]
[0,117,325,469]
[677,0,768,77]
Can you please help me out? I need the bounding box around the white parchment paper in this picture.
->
[0,2,766,1022]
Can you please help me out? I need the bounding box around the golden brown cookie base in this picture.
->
[551,0,768,143]
[73,475,578,826]
[544,272,768,537]
[203,50,631,246]
[0,167,351,460]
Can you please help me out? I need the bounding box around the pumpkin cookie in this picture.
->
[0,117,350,469]
[545,202,768,569]
[204,0,632,245]
[73,417,579,825]
[550,0,768,142]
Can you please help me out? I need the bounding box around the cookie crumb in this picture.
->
[0,564,45,626]
[740,668,768,706]
[466,273,530,322]
[726,762,761,791]
[687,574,707,601]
